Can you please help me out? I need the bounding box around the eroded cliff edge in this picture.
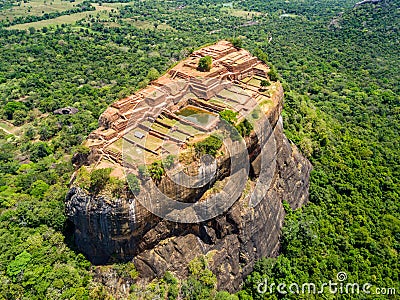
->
[65,41,312,292]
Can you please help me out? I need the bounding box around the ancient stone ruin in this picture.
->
[66,41,312,292]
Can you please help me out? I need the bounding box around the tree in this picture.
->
[4,101,26,120]
[235,119,253,137]
[127,173,140,194]
[7,251,32,280]
[163,154,175,169]
[30,180,50,198]
[148,161,165,183]
[147,67,160,81]
[25,126,36,140]
[197,56,212,72]
[267,66,279,81]
[29,142,52,162]
[194,134,223,157]
[72,145,91,166]
[260,79,270,90]
[219,109,238,125]
[230,37,243,49]
[138,165,149,178]
[215,291,239,300]
[89,168,111,193]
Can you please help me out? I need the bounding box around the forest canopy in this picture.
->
[0,0,398,298]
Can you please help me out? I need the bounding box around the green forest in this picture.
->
[0,0,398,298]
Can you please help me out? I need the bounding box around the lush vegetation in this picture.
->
[194,134,223,157]
[0,0,398,298]
[1,1,95,27]
[219,109,254,140]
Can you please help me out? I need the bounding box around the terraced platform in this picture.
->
[84,40,278,175]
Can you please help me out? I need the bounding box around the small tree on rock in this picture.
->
[197,56,212,72]
[90,168,111,194]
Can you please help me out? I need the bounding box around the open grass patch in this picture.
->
[7,3,113,30]
[0,0,87,21]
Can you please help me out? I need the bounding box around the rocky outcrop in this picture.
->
[53,107,79,115]
[65,118,311,292]
[133,119,311,292]
[65,41,312,292]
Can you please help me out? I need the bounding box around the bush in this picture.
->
[163,154,175,169]
[30,180,50,198]
[29,142,52,162]
[147,67,160,81]
[148,161,165,183]
[267,66,279,81]
[219,109,238,125]
[138,165,149,178]
[4,101,26,120]
[197,56,212,72]
[7,251,32,280]
[194,134,223,157]
[235,119,253,137]
[260,79,270,89]
[127,173,140,194]
[229,37,243,49]
[89,168,111,193]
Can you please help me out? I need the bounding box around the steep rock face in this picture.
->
[65,117,311,292]
[132,119,311,292]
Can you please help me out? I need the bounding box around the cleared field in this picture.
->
[150,123,170,135]
[8,4,111,30]
[0,120,23,136]
[220,8,262,18]
[0,121,15,135]
[106,138,123,154]
[248,78,262,87]
[0,0,86,21]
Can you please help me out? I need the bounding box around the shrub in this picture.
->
[194,135,223,157]
[30,180,50,198]
[197,56,212,72]
[267,66,279,81]
[7,251,32,280]
[148,161,165,183]
[235,119,253,137]
[89,168,111,193]
[163,154,175,169]
[29,142,52,162]
[127,173,140,194]
[260,79,270,88]
[147,67,160,81]
[4,101,26,120]
[229,37,243,49]
[138,165,149,178]
[219,109,238,125]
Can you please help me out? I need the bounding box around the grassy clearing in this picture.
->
[248,78,261,87]
[220,8,262,18]
[0,121,15,134]
[0,120,22,136]
[106,138,123,153]
[8,3,111,30]
[0,0,86,21]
